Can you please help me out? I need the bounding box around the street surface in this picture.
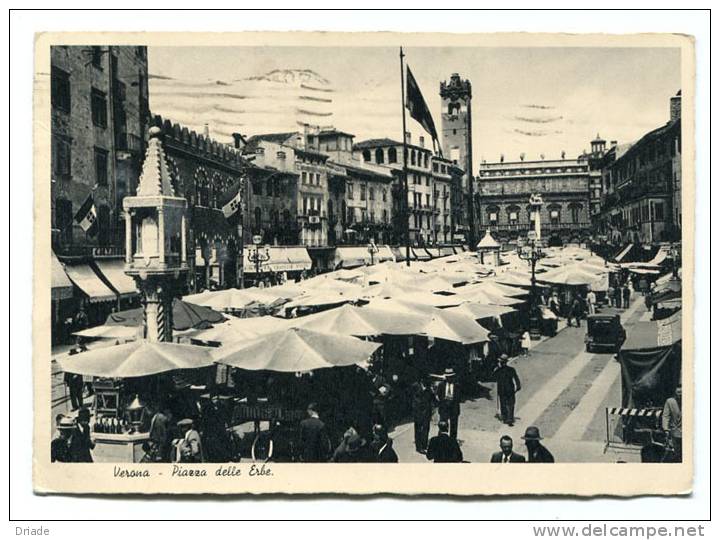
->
[390,296,647,463]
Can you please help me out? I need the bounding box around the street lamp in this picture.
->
[367,240,379,266]
[518,239,544,340]
[247,235,271,285]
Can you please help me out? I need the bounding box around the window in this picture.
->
[362,149,371,162]
[303,197,308,215]
[360,184,366,201]
[302,171,307,184]
[654,202,665,221]
[51,67,71,112]
[375,148,384,164]
[94,147,108,186]
[370,210,375,223]
[276,151,286,159]
[52,135,72,177]
[549,206,561,225]
[55,198,73,244]
[254,207,262,230]
[570,204,582,223]
[383,209,388,223]
[426,176,430,186]
[91,46,103,69]
[347,183,354,200]
[91,88,107,128]
[388,147,397,163]
[369,187,375,201]
[97,205,111,246]
[411,150,416,166]
[382,189,387,202]
[424,154,429,168]
[425,194,430,207]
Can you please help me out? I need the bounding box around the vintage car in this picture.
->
[585,314,626,353]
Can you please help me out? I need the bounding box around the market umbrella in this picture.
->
[283,290,361,310]
[446,302,516,321]
[422,308,491,345]
[495,270,533,287]
[537,266,603,286]
[182,287,287,311]
[451,287,525,306]
[73,325,141,341]
[291,303,429,336]
[184,315,290,344]
[58,340,216,378]
[213,327,381,372]
[105,299,225,331]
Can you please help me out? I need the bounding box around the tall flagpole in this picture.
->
[400,47,410,267]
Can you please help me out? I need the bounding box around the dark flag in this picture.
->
[220,178,244,226]
[405,65,439,144]
[74,194,98,237]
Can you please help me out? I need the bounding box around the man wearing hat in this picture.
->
[436,368,461,440]
[175,418,204,463]
[522,426,554,463]
[298,403,331,463]
[51,416,75,462]
[411,379,436,454]
[493,354,522,426]
[68,407,95,462]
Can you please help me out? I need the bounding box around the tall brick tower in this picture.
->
[440,73,475,247]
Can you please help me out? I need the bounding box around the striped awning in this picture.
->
[245,247,312,274]
[94,259,139,299]
[64,263,117,303]
[51,252,74,300]
[606,407,662,417]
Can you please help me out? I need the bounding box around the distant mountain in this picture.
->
[243,68,331,86]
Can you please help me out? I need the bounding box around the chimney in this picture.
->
[405,131,412,145]
[231,133,246,150]
[203,123,210,138]
[670,90,681,122]
[419,136,425,148]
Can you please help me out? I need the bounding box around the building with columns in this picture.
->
[477,156,592,247]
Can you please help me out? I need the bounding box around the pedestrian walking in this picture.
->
[522,426,554,463]
[662,386,682,462]
[548,293,560,316]
[51,416,75,462]
[63,369,84,411]
[148,404,171,462]
[607,284,615,308]
[586,289,597,316]
[622,282,631,309]
[298,402,331,463]
[426,421,463,463]
[369,424,398,463]
[411,379,435,453]
[490,435,526,463]
[68,407,95,462]
[437,368,461,439]
[613,285,622,308]
[493,354,522,426]
[521,330,532,356]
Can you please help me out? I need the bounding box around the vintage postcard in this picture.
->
[33,31,694,495]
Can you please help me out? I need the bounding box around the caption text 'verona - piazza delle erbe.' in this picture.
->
[112,463,273,478]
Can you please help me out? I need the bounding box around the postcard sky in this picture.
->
[149,46,681,164]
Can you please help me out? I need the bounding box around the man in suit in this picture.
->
[68,407,95,462]
[490,435,526,463]
[51,416,75,462]
[298,403,330,463]
[522,426,555,463]
[437,368,461,439]
[426,421,463,463]
[411,379,436,453]
[493,354,522,426]
[369,424,399,463]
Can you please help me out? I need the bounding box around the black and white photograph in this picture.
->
[30,28,695,496]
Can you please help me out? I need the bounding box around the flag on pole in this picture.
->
[220,178,244,225]
[405,65,439,145]
[74,194,98,236]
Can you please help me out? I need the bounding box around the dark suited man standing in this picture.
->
[298,403,330,462]
[437,368,461,439]
[522,426,555,463]
[493,354,522,426]
[426,421,463,463]
[411,379,436,453]
[490,435,526,463]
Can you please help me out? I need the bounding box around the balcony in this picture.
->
[485,221,591,232]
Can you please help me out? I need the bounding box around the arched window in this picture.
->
[388,147,397,163]
[447,102,460,115]
[507,205,521,225]
[362,149,371,162]
[375,148,384,164]
[254,207,262,231]
[548,204,562,225]
[486,205,500,225]
[569,203,582,224]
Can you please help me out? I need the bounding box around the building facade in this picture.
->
[151,115,251,291]
[477,157,592,246]
[431,155,454,245]
[51,45,149,255]
[595,92,681,245]
[440,73,474,244]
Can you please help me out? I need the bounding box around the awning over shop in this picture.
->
[333,246,394,269]
[94,259,139,299]
[64,263,117,303]
[51,252,74,300]
[438,246,455,257]
[613,244,633,263]
[245,247,312,274]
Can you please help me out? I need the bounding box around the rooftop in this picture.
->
[243,132,298,153]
